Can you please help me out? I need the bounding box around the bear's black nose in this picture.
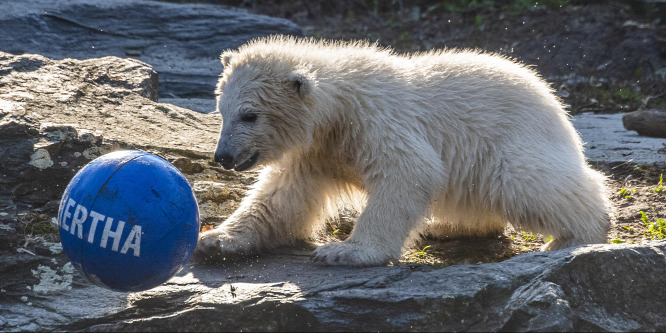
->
[214,152,235,170]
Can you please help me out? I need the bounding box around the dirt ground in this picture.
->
[212,0,666,113]
[200,0,666,266]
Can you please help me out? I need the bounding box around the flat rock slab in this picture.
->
[1,241,666,331]
[0,0,302,112]
[573,112,666,165]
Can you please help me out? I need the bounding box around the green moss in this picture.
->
[566,81,666,114]
[25,214,58,236]
[613,87,643,104]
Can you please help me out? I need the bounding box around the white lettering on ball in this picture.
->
[58,196,142,257]
[88,211,104,244]
[70,204,88,239]
[60,198,77,232]
[120,225,142,257]
[101,218,125,252]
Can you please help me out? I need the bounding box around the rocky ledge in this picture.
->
[4,240,666,331]
[1,52,666,332]
[0,0,302,112]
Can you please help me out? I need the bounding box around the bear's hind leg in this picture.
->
[426,208,507,240]
[502,167,611,251]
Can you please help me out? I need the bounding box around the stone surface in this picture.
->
[573,112,666,165]
[622,109,666,139]
[2,49,666,331]
[2,240,666,331]
[0,0,302,112]
[0,51,227,253]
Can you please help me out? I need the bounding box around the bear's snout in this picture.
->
[215,149,260,172]
[214,151,235,170]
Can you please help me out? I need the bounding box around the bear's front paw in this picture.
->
[194,227,258,262]
[312,241,394,267]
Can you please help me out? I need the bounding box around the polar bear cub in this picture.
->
[195,35,611,266]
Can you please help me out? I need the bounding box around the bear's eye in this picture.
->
[240,113,257,123]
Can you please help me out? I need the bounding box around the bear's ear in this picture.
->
[288,68,316,98]
[220,51,234,68]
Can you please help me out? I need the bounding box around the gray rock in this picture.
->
[0,0,302,112]
[573,112,666,165]
[623,109,666,139]
[0,51,225,253]
[2,240,666,331]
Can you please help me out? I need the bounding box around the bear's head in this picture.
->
[213,50,318,172]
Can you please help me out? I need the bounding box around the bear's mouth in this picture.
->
[234,151,260,172]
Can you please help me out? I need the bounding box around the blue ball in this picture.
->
[57,150,200,292]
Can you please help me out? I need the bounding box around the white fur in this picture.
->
[196,36,611,266]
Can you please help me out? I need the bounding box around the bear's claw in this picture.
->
[312,241,394,267]
[194,228,259,263]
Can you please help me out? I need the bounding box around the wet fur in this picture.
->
[196,36,612,266]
